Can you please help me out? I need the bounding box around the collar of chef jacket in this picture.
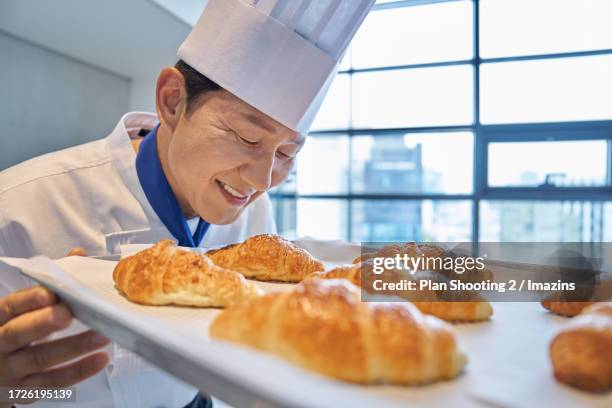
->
[103,112,170,254]
[102,112,194,254]
[135,125,210,248]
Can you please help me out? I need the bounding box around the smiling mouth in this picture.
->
[216,180,251,205]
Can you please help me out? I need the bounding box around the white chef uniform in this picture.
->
[0,112,276,408]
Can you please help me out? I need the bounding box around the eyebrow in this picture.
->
[241,112,306,145]
[241,113,277,133]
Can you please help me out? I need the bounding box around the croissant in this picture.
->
[206,234,324,282]
[310,263,493,323]
[113,240,262,307]
[583,302,612,316]
[541,276,612,317]
[352,242,493,284]
[210,278,467,384]
[541,301,595,317]
[310,263,363,286]
[550,302,612,392]
[411,298,493,323]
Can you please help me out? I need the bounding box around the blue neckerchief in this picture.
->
[135,125,209,247]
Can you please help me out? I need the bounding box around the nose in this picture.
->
[239,151,275,191]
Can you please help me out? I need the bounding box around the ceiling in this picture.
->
[0,0,204,79]
[150,0,207,26]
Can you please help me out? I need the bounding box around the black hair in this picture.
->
[174,60,222,112]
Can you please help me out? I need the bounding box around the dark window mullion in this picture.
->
[482,125,612,142]
[310,125,473,137]
[272,193,474,200]
[472,0,481,245]
[481,187,612,201]
[347,69,354,241]
[372,0,463,12]
[607,139,612,186]
[481,48,612,65]
[338,59,473,75]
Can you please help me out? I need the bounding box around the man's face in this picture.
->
[165,90,304,225]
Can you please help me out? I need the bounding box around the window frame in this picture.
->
[271,0,612,242]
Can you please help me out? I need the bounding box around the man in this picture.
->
[0,0,374,407]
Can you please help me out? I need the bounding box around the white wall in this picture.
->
[130,76,158,113]
[0,31,130,170]
[0,0,195,169]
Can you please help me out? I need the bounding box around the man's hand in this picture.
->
[0,286,109,406]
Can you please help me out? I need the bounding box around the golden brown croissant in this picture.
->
[541,276,612,317]
[206,234,324,282]
[310,263,362,286]
[541,301,595,317]
[411,298,493,323]
[583,302,612,316]
[113,240,262,307]
[550,302,612,392]
[309,262,415,300]
[352,242,493,284]
[310,263,493,323]
[210,278,467,384]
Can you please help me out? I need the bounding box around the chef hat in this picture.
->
[177,0,374,133]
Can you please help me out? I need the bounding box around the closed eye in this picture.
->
[276,150,292,160]
[232,131,259,146]
[276,146,300,160]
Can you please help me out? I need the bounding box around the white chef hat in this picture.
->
[177,0,374,133]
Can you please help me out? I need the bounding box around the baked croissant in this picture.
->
[541,301,595,317]
[411,298,493,323]
[206,234,324,282]
[541,276,612,317]
[550,302,612,392]
[353,242,493,284]
[113,240,262,307]
[210,278,467,384]
[310,263,363,286]
[310,263,493,323]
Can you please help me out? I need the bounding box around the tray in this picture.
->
[3,240,611,408]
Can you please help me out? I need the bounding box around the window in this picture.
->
[352,200,472,242]
[271,0,612,243]
[296,135,350,194]
[480,0,612,58]
[480,201,607,242]
[480,55,612,124]
[310,74,350,131]
[352,1,473,68]
[487,140,609,188]
[352,66,473,128]
[351,132,473,194]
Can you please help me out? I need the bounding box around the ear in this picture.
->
[155,67,187,132]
